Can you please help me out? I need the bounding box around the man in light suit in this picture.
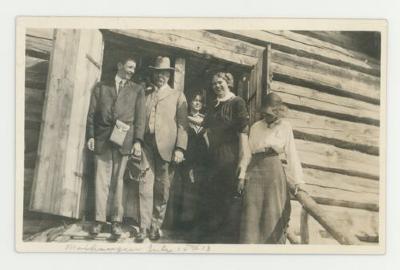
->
[86,56,146,237]
[135,56,188,242]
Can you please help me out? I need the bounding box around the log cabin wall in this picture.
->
[212,30,380,243]
[23,29,381,243]
[24,29,54,209]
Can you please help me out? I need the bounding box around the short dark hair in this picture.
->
[188,91,204,103]
[118,56,137,65]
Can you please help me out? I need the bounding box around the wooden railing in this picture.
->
[287,181,362,245]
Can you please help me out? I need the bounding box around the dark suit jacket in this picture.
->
[145,84,188,161]
[86,80,146,155]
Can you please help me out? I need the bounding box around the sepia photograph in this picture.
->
[15,17,386,253]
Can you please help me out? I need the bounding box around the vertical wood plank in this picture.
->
[263,44,272,98]
[30,29,82,217]
[300,207,310,244]
[30,29,104,218]
[174,57,186,91]
[249,56,263,124]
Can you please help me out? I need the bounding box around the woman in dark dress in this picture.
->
[240,93,305,244]
[201,72,250,243]
[178,92,209,230]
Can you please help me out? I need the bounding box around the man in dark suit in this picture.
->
[86,56,146,237]
[134,56,188,242]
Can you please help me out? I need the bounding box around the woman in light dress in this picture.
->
[240,92,305,244]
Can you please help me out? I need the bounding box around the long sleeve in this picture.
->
[134,85,146,142]
[284,123,305,185]
[86,83,100,139]
[175,92,189,151]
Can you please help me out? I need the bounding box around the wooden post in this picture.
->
[288,181,361,245]
[174,57,186,91]
[249,57,263,124]
[300,207,310,244]
[29,29,104,219]
[262,44,272,98]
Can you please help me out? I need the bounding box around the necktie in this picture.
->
[117,80,125,94]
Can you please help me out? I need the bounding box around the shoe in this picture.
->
[90,222,102,236]
[149,226,161,241]
[135,228,148,243]
[111,222,123,237]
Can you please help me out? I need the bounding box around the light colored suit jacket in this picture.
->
[145,84,188,161]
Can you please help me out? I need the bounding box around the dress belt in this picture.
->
[252,147,279,157]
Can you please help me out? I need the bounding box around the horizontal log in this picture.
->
[108,29,261,67]
[26,28,54,40]
[288,181,361,244]
[286,168,379,211]
[303,184,379,212]
[24,168,35,208]
[211,30,380,76]
[25,113,43,128]
[294,31,380,62]
[25,64,48,89]
[25,152,37,169]
[271,31,380,68]
[295,139,380,179]
[271,62,380,102]
[283,109,380,151]
[25,87,45,106]
[271,50,380,102]
[25,34,53,59]
[290,201,378,244]
[25,127,40,152]
[271,81,380,124]
[303,168,379,195]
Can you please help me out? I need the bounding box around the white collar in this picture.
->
[215,91,235,106]
[115,75,126,87]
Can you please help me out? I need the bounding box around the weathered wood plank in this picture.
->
[286,167,379,211]
[284,109,380,151]
[25,34,53,59]
[271,50,380,102]
[295,139,379,179]
[26,28,54,40]
[271,81,380,123]
[173,58,185,91]
[30,29,81,217]
[269,31,380,67]
[109,29,261,67]
[290,201,378,245]
[300,208,310,244]
[25,152,37,169]
[25,56,49,89]
[25,87,45,106]
[271,62,380,102]
[303,184,379,212]
[212,30,380,76]
[287,181,361,244]
[25,128,40,153]
[303,168,379,195]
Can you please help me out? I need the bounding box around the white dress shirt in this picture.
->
[115,75,126,95]
[248,119,305,184]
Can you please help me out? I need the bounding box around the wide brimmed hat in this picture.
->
[149,56,175,71]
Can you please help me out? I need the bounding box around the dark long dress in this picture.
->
[178,113,209,227]
[201,96,249,243]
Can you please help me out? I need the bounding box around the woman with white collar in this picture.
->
[200,72,251,243]
[240,93,305,244]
